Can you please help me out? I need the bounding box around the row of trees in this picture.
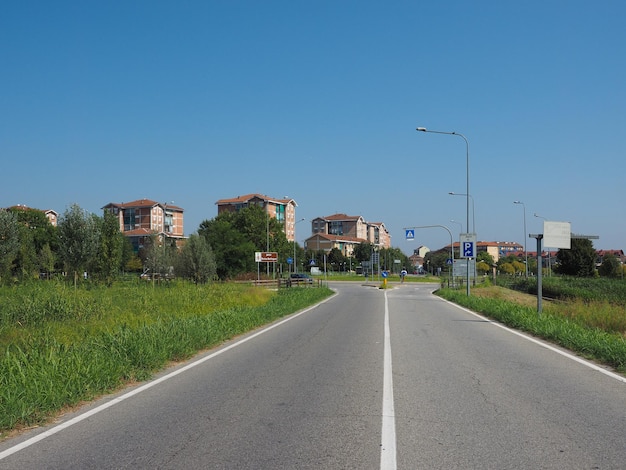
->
[197,205,414,278]
[0,203,414,285]
[0,205,217,285]
[423,238,624,278]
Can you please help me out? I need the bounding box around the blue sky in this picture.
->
[3,1,625,253]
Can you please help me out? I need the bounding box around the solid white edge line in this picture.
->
[0,294,336,461]
[380,290,397,470]
[438,296,626,384]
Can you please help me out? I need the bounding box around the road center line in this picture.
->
[380,290,397,470]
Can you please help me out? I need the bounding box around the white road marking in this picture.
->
[380,290,397,470]
[0,295,335,461]
[440,296,626,384]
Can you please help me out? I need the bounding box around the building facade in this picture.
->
[215,193,298,242]
[102,199,185,251]
[305,213,391,256]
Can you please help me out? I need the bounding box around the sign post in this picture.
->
[255,252,278,281]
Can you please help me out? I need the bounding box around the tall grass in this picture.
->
[507,276,626,304]
[0,282,333,433]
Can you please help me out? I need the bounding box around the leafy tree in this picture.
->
[0,209,20,282]
[598,253,621,278]
[198,205,290,279]
[9,207,58,251]
[499,263,515,275]
[424,249,449,275]
[15,223,38,279]
[91,210,124,285]
[38,243,56,278]
[174,233,217,284]
[476,260,491,274]
[8,207,58,279]
[477,251,494,267]
[327,248,347,272]
[555,238,596,277]
[120,236,136,272]
[198,217,256,279]
[58,204,100,286]
[352,242,373,264]
[139,233,177,279]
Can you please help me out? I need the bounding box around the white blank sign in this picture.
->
[543,221,571,249]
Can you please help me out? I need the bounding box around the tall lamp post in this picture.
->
[513,201,528,277]
[293,218,305,273]
[417,127,471,296]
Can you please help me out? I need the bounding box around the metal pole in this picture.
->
[530,234,543,314]
[514,201,528,277]
[417,127,471,295]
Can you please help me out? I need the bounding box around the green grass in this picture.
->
[0,281,333,434]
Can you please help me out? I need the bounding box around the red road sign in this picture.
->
[255,252,278,262]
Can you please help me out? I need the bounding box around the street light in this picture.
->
[513,201,528,278]
[417,126,471,296]
[294,218,305,273]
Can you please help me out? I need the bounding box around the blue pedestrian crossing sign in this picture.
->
[405,229,415,241]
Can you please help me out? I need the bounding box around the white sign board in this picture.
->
[543,221,571,249]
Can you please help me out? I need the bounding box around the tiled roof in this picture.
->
[323,213,362,221]
[306,233,367,243]
[216,193,296,206]
[103,199,184,211]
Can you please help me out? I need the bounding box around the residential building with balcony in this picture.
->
[215,193,298,241]
[102,199,185,252]
[305,213,391,257]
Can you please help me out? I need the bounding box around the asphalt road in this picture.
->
[1,282,625,469]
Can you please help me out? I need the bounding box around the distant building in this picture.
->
[102,199,185,252]
[215,193,298,241]
[409,246,430,270]
[304,213,391,256]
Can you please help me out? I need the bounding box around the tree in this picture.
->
[198,205,290,279]
[139,233,177,279]
[175,234,217,284]
[555,238,596,277]
[38,243,56,279]
[598,253,621,278]
[91,210,124,285]
[352,242,373,264]
[327,248,347,272]
[58,204,100,286]
[198,216,256,279]
[8,207,58,279]
[0,209,20,282]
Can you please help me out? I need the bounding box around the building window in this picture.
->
[330,221,343,235]
[124,208,136,231]
[275,204,285,223]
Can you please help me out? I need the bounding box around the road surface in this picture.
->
[1,281,625,469]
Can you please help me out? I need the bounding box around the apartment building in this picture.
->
[215,193,298,242]
[305,213,391,256]
[102,199,185,251]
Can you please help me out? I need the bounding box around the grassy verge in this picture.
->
[437,286,626,374]
[0,281,333,434]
